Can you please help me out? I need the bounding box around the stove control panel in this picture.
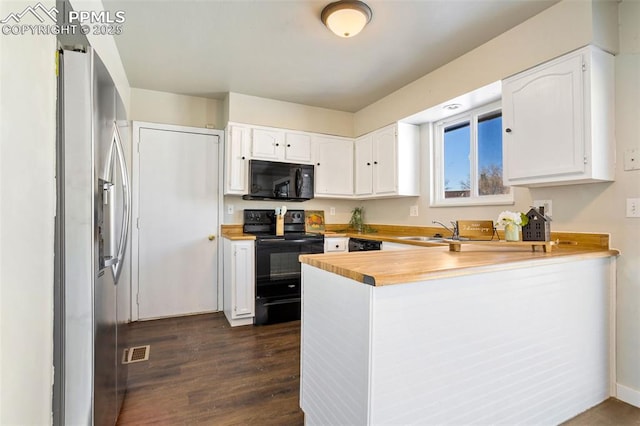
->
[243,209,305,225]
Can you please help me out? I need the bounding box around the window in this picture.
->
[431,101,513,206]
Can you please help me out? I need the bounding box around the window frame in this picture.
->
[430,101,514,207]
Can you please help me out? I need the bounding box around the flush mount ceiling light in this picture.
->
[443,103,463,111]
[321,0,372,38]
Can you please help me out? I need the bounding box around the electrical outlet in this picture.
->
[627,198,640,218]
[532,199,552,217]
[410,205,419,217]
[227,204,234,215]
[329,207,336,216]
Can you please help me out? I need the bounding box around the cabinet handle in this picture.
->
[505,128,512,133]
[275,143,280,146]
[335,244,339,248]
[317,162,320,166]
[367,162,371,166]
[241,156,245,160]
[374,161,378,165]
[287,144,291,147]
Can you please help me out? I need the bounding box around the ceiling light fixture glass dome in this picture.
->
[321,0,372,38]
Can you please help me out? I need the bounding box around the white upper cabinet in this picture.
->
[251,128,284,160]
[354,134,373,196]
[251,127,312,164]
[223,122,418,199]
[354,122,420,198]
[312,135,354,198]
[502,46,615,187]
[224,124,250,195]
[285,132,312,163]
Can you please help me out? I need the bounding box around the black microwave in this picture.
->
[243,160,314,202]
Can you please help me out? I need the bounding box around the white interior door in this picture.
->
[136,126,220,319]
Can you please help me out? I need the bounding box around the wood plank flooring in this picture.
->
[117,312,640,425]
[117,313,303,425]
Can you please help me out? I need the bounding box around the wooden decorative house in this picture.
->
[522,207,552,241]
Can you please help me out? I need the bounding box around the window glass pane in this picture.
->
[477,113,508,196]
[444,122,470,198]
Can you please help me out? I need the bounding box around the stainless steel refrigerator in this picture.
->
[54,47,131,425]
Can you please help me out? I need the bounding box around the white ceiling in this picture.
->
[104,0,559,113]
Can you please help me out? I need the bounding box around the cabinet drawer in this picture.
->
[324,238,348,252]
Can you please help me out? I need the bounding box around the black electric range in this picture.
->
[243,210,324,325]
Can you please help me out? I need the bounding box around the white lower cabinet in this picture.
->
[324,237,348,253]
[381,241,417,250]
[223,239,255,326]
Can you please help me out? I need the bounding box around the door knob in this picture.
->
[208,235,216,241]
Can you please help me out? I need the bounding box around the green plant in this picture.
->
[348,207,376,233]
[349,207,364,232]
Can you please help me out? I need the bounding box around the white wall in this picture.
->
[130,88,223,129]
[0,0,57,423]
[223,196,358,225]
[227,92,354,137]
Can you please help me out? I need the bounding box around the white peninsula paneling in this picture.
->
[301,256,615,425]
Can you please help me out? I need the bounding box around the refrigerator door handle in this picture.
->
[105,122,131,283]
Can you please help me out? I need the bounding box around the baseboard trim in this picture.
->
[616,383,640,408]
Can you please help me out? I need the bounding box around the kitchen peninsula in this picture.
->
[299,238,618,425]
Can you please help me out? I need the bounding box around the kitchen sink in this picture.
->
[395,236,444,242]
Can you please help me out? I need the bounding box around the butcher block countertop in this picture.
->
[299,242,619,286]
[221,224,618,286]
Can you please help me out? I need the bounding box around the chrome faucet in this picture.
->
[432,220,459,239]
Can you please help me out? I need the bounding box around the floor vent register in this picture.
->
[122,345,150,364]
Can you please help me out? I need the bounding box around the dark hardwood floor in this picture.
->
[117,313,303,425]
[118,312,640,425]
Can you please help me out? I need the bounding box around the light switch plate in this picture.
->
[410,205,419,217]
[627,198,640,218]
[624,149,639,171]
[227,204,234,215]
[329,207,336,216]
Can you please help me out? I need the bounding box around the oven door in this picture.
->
[255,238,323,298]
[254,238,323,325]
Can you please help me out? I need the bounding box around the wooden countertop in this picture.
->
[222,223,619,285]
[221,225,255,241]
[299,244,619,286]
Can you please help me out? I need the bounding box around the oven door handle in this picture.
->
[257,238,323,245]
[261,297,301,307]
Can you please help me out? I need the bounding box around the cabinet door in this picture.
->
[252,128,285,160]
[354,135,373,196]
[372,125,397,195]
[225,125,249,194]
[232,241,254,318]
[284,132,312,163]
[502,52,585,183]
[313,136,353,196]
